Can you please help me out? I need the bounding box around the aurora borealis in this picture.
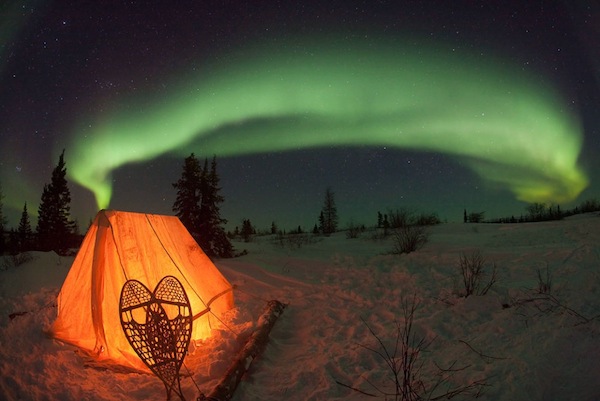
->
[69,39,587,211]
[1,1,598,229]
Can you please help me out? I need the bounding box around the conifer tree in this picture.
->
[318,211,325,233]
[0,183,6,254]
[173,154,233,258]
[18,202,33,252]
[198,157,212,233]
[383,213,390,235]
[241,219,254,242]
[36,150,76,253]
[198,156,233,258]
[319,186,338,235]
[172,153,202,238]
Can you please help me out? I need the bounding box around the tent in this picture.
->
[50,209,235,370]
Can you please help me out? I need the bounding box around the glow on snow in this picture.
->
[66,39,588,210]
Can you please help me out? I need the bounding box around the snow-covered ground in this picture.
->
[1,213,599,400]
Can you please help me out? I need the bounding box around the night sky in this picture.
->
[1,1,598,232]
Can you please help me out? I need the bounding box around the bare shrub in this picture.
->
[346,221,362,239]
[365,295,426,400]
[413,212,441,226]
[392,225,428,254]
[512,292,600,326]
[337,295,428,400]
[370,229,388,241]
[337,294,490,400]
[1,252,35,270]
[272,233,320,249]
[536,264,552,294]
[457,250,497,297]
[526,202,547,221]
[509,269,600,325]
[388,208,413,228]
[467,211,485,223]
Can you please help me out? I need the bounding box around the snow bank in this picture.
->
[1,214,599,400]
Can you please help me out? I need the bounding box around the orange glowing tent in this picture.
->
[50,209,234,370]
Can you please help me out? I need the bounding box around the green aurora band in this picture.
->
[67,40,588,210]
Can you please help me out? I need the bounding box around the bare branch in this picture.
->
[338,294,493,400]
[457,250,497,297]
[432,359,472,373]
[459,340,507,363]
[334,380,378,397]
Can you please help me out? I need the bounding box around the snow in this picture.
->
[1,214,600,400]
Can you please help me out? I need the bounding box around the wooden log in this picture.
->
[206,300,286,401]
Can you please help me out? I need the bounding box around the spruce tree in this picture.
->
[173,154,233,258]
[318,211,325,233]
[198,156,233,258]
[241,219,254,242]
[172,153,203,238]
[198,157,211,234]
[36,150,76,253]
[18,202,33,252]
[0,183,6,254]
[319,187,338,235]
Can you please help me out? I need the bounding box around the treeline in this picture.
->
[465,198,600,224]
[228,185,441,243]
[4,149,594,258]
[228,186,340,242]
[0,151,234,258]
[0,150,81,256]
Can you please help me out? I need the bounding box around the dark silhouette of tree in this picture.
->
[172,153,202,238]
[6,229,18,255]
[387,208,411,228]
[0,182,6,254]
[463,209,468,223]
[377,211,383,228]
[579,198,600,213]
[526,203,546,221]
[467,211,485,223]
[18,202,33,252]
[173,154,233,258]
[319,187,338,235]
[271,221,278,235]
[199,156,233,258]
[318,211,325,233]
[546,204,562,220]
[36,150,76,254]
[241,219,254,242]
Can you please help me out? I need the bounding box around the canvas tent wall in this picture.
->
[50,209,234,370]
